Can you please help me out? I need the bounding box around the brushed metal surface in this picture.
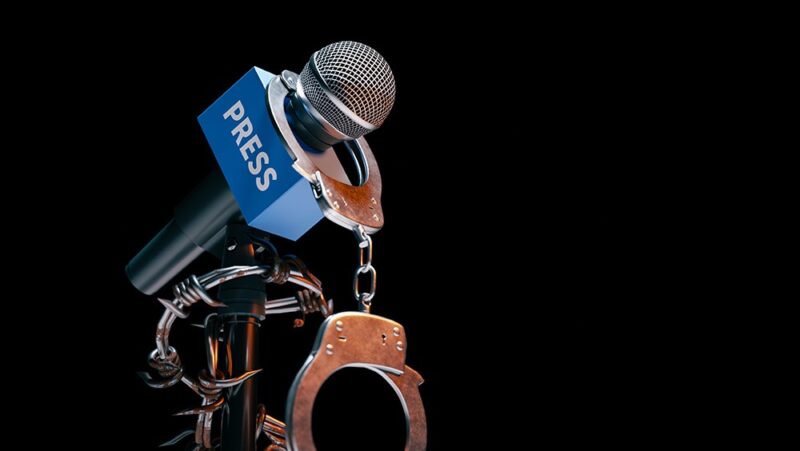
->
[286,312,426,450]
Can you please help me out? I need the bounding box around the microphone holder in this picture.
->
[216,223,264,451]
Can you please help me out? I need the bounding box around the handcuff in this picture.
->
[268,72,427,450]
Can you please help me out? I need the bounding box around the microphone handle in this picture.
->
[126,170,242,295]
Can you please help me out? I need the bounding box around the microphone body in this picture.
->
[128,68,329,294]
[127,42,394,295]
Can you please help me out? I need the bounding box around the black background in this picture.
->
[23,21,647,449]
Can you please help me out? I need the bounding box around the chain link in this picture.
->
[352,225,377,313]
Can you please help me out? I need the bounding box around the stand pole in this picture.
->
[217,223,266,451]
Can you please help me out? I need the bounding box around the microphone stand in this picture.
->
[217,223,265,451]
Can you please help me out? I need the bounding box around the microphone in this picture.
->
[126,41,395,295]
[289,41,396,149]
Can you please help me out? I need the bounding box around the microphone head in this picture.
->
[298,41,396,140]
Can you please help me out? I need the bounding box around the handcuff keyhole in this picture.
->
[381,333,387,345]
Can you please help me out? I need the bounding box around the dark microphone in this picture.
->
[126,41,395,295]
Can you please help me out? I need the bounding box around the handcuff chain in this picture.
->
[352,225,377,313]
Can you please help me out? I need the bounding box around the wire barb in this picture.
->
[255,405,287,450]
[140,240,325,448]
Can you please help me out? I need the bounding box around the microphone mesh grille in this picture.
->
[300,41,395,138]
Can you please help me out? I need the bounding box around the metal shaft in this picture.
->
[218,223,266,451]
